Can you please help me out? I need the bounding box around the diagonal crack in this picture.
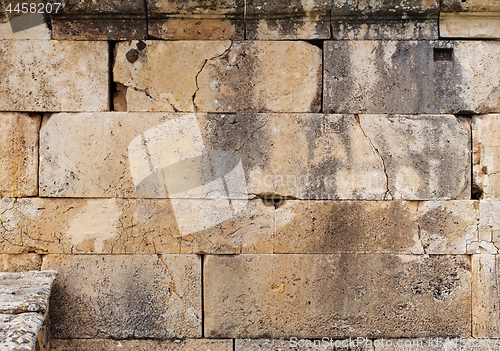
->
[236,118,270,152]
[354,115,393,200]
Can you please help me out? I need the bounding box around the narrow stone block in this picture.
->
[0,40,109,112]
[479,200,500,252]
[0,254,41,272]
[473,115,500,199]
[440,13,500,39]
[0,113,40,197]
[0,0,51,39]
[52,339,232,350]
[42,254,202,339]
[113,41,322,113]
[148,0,244,40]
[236,338,373,350]
[50,0,147,40]
[324,41,500,114]
[472,254,499,337]
[204,254,471,338]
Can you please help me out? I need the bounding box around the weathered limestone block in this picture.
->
[52,339,233,351]
[375,338,500,350]
[441,0,500,12]
[0,313,44,351]
[113,41,322,113]
[246,0,330,40]
[42,254,201,339]
[0,271,57,314]
[148,0,244,40]
[204,254,471,338]
[40,113,470,201]
[236,338,373,350]
[0,113,40,197]
[331,0,439,40]
[0,254,41,272]
[0,197,273,254]
[479,200,500,253]
[50,0,147,40]
[0,0,51,39]
[472,255,499,338]
[324,41,500,114]
[440,13,500,39]
[473,115,500,199]
[0,40,108,112]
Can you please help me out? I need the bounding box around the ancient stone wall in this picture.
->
[1,0,500,350]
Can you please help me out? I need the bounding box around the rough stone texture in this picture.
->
[375,338,500,350]
[113,41,322,113]
[0,197,274,254]
[440,13,500,39]
[204,254,472,338]
[0,113,40,197]
[0,312,44,351]
[41,254,201,339]
[236,338,373,350]
[50,0,147,40]
[40,113,470,201]
[0,271,57,315]
[0,0,51,39]
[148,0,244,40]
[441,0,500,12]
[0,40,108,112]
[0,254,41,272]
[472,254,499,338]
[332,0,440,16]
[473,115,500,199]
[51,339,233,350]
[246,0,330,40]
[480,200,500,251]
[324,41,500,114]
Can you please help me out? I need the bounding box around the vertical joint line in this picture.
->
[201,254,205,338]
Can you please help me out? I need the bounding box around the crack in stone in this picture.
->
[235,118,270,153]
[354,115,393,200]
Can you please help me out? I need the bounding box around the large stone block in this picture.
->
[236,338,373,350]
[324,41,500,114]
[148,0,244,40]
[113,41,322,113]
[0,113,40,197]
[39,113,470,201]
[50,0,147,40]
[0,197,273,254]
[0,0,51,39]
[51,339,233,351]
[246,0,330,40]
[204,254,472,338]
[473,115,500,199]
[0,254,41,272]
[0,40,108,112]
[42,254,202,339]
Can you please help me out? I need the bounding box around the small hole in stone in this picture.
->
[434,48,453,62]
[126,49,140,63]
[461,0,466,2]
[472,184,483,200]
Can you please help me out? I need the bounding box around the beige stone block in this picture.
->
[480,201,500,250]
[113,41,322,113]
[0,197,273,254]
[440,13,500,39]
[51,339,233,351]
[0,312,44,351]
[0,113,39,197]
[0,0,51,39]
[204,254,471,338]
[0,40,108,112]
[473,115,500,199]
[42,254,201,339]
[473,254,499,337]
[236,338,373,350]
[0,254,41,272]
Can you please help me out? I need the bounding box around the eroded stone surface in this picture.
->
[0,313,44,351]
[236,338,373,350]
[0,113,40,197]
[472,255,499,337]
[0,270,57,314]
[440,13,500,39]
[473,115,500,199]
[204,254,471,338]
[332,0,440,16]
[324,41,500,114]
[51,339,233,351]
[0,254,41,272]
[148,0,244,40]
[42,254,201,339]
[375,338,500,350]
[113,41,322,113]
[0,40,108,112]
[441,0,500,12]
[479,201,500,251]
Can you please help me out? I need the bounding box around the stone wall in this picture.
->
[1,0,500,350]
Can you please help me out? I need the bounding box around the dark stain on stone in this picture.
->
[136,40,147,51]
[126,49,140,63]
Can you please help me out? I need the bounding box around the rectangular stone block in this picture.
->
[113,41,322,113]
[472,254,499,337]
[375,338,500,350]
[0,0,51,39]
[473,115,500,199]
[0,40,108,112]
[51,339,233,351]
[441,0,500,12]
[324,41,500,114]
[148,0,244,40]
[0,197,273,254]
[236,338,373,350]
[0,254,41,272]
[40,113,470,201]
[50,0,147,40]
[440,13,500,39]
[275,200,477,254]
[246,0,330,40]
[42,254,201,339]
[204,254,472,338]
[0,113,39,197]
[479,200,500,253]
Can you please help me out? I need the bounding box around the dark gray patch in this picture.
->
[126,49,139,63]
[136,40,147,51]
